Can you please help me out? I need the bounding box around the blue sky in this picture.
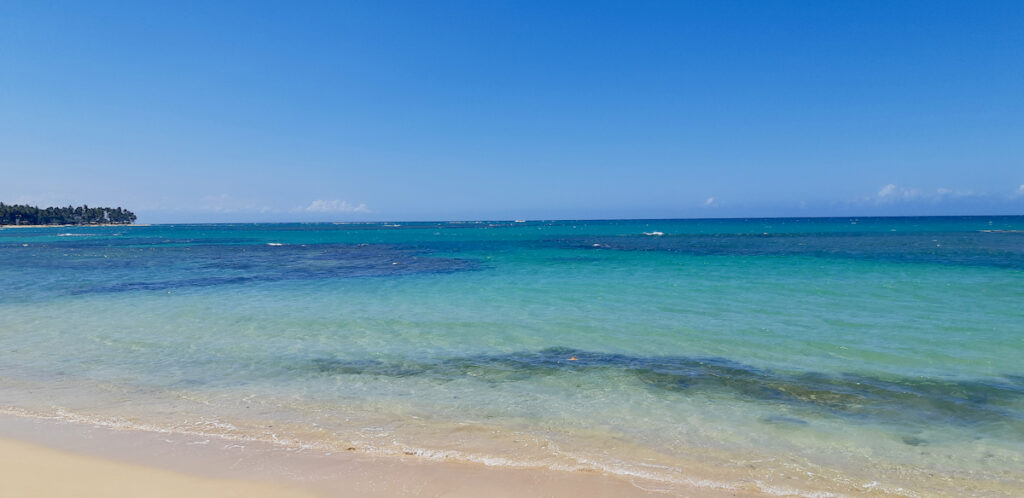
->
[2,1,1022,222]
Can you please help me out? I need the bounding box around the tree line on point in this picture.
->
[0,203,137,225]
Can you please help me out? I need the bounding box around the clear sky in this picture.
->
[2,1,1022,222]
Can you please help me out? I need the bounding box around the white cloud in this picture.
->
[703,197,716,207]
[874,184,979,203]
[1015,184,1024,196]
[877,184,897,198]
[861,184,996,207]
[875,184,921,203]
[296,199,369,213]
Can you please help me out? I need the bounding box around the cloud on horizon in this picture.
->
[875,184,922,203]
[872,184,986,205]
[295,199,370,214]
[820,183,1024,216]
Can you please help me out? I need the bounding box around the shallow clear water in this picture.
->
[2,218,1023,495]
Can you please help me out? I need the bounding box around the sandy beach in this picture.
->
[0,437,313,498]
[0,414,701,497]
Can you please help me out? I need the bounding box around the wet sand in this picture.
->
[0,414,708,497]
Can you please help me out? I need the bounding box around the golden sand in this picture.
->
[0,415,700,497]
[0,437,313,498]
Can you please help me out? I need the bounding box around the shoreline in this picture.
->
[0,412,701,497]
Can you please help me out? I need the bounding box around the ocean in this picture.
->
[1,217,1022,495]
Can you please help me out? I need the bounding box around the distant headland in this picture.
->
[0,203,137,226]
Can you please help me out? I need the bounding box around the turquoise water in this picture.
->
[2,218,1023,495]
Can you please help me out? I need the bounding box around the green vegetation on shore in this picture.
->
[0,203,136,226]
